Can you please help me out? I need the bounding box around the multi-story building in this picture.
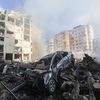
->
[0,8,32,62]
[47,25,94,55]
[47,31,70,53]
[54,31,70,51]
[70,25,94,52]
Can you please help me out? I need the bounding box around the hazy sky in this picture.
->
[0,0,100,40]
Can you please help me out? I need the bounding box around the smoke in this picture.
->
[23,0,100,60]
[23,1,48,60]
[31,26,46,61]
[23,0,100,39]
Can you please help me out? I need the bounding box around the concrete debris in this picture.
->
[0,51,100,100]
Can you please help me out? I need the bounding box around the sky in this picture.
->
[0,0,100,40]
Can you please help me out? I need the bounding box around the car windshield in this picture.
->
[35,53,54,70]
[35,51,68,70]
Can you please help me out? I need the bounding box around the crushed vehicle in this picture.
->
[0,52,100,100]
[25,51,74,94]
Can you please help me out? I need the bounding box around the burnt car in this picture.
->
[25,51,74,94]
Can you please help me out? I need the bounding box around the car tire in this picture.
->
[47,78,56,94]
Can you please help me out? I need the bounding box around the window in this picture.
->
[0,53,3,58]
[14,47,22,52]
[0,45,3,52]
[24,35,30,41]
[0,30,5,36]
[0,14,5,20]
[0,37,4,41]
[6,53,13,60]
[24,23,30,29]
[24,54,29,60]
[16,19,22,26]
[24,28,30,34]
[24,18,30,24]
[53,54,62,67]
[14,54,21,59]
[0,22,5,28]
[7,30,13,34]
[15,39,18,44]
[8,16,14,23]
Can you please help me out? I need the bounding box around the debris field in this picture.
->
[0,51,100,100]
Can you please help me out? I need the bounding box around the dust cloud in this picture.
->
[32,26,46,61]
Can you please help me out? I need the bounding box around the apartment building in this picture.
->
[54,31,70,51]
[48,31,70,53]
[47,25,94,54]
[0,9,32,62]
[70,25,94,52]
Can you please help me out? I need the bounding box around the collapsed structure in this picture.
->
[0,51,100,100]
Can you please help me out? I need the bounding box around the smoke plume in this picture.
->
[32,26,46,61]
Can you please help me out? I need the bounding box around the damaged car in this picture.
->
[24,51,75,94]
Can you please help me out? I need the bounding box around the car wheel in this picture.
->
[47,78,56,93]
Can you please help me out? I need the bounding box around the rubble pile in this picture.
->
[0,51,100,100]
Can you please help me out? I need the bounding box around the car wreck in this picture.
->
[0,51,100,100]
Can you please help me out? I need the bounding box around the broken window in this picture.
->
[0,53,3,58]
[0,37,4,41]
[0,29,5,36]
[52,54,62,67]
[14,54,21,59]
[0,45,4,52]
[8,16,14,23]
[14,47,22,52]
[6,53,13,60]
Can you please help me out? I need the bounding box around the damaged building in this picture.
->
[0,9,32,62]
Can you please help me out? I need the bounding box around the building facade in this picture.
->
[47,31,70,53]
[47,38,54,53]
[70,25,94,52]
[0,9,32,62]
[47,25,94,54]
[54,31,70,51]
[93,38,100,55]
